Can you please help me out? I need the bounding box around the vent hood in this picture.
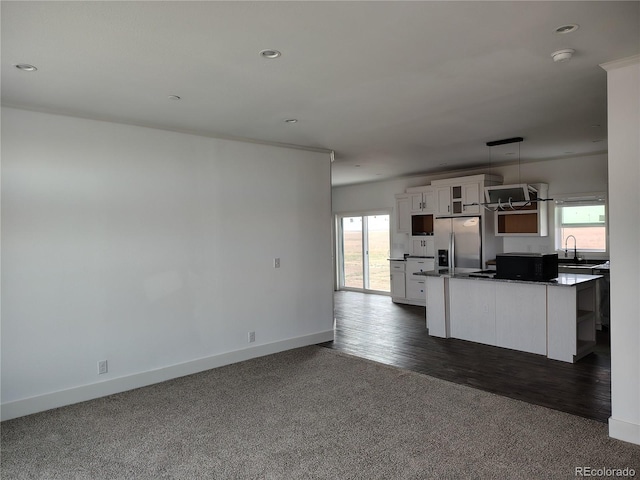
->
[484,184,538,206]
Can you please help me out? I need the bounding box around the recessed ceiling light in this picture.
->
[284,118,298,123]
[260,49,281,59]
[355,164,361,167]
[168,95,181,101]
[555,24,579,34]
[15,63,37,72]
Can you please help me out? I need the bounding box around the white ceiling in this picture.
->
[2,1,639,186]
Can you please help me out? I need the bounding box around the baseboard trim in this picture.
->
[609,417,640,446]
[1,330,334,421]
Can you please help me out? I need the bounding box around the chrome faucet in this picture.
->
[564,235,578,261]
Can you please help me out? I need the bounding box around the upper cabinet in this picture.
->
[432,174,502,217]
[494,183,549,237]
[394,194,412,233]
[396,187,434,234]
[407,187,434,214]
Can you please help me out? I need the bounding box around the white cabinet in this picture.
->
[494,184,549,237]
[394,194,411,234]
[428,274,598,363]
[406,277,427,302]
[435,183,481,216]
[406,187,435,214]
[449,278,496,346]
[547,279,598,363]
[435,186,452,216]
[390,261,406,301]
[494,282,547,355]
[410,236,435,257]
[406,257,435,275]
[448,278,547,354]
[426,276,448,338]
[404,258,435,306]
[432,174,501,218]
[461,183,481,214]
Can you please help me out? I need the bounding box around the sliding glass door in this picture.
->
[339,213,390,293]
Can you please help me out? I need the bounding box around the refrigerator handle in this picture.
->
[450,232,455,272]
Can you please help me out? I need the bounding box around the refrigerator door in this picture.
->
[452,217,482,271]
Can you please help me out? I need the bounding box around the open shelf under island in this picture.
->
[419,270,601,363]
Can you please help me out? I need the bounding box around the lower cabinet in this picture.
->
[547,280,597,362]
[426,276,447,337]
[448,278,547,355]
[495,283,547,355]
[391,258,434,306]
[390,262,406,301]
[449,279,496,346]
[406,277,427,303]
[431,276,597,362]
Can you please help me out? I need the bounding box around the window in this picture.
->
[555,194,607,254]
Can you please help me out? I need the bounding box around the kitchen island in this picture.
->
[418,271,602,363]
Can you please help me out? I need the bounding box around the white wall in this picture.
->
[332,154,608,259]
[1,107,334,419]
[602,56,640,446]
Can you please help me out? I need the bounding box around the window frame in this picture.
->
[554,192,608,256]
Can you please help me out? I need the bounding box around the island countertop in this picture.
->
[414,270,601,287]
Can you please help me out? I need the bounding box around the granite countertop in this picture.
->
[414,270,602,287]
[388,256,435,261]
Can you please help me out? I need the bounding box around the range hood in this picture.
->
[484,184,538,206]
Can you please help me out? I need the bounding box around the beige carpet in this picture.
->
[2,346,639,479]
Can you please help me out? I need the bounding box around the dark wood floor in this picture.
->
[319,291,611,423]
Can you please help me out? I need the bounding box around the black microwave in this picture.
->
[495,253,558,281]
[411,214,434,236]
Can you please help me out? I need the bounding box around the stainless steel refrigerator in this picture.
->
[434,216,482,273]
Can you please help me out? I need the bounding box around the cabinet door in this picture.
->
[435,187,451,216]
[449,278,496,345]
[411,237,426,256]
[395,194,411,233]
[406,279,426,301]
[424,237,435,257]
[495,283,547,355]
[409,193,425,214]
[390,272,406,299]
[422,188,435,214]
[462,183,481,214]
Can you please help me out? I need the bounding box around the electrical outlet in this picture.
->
[98,360,108,375]
[248,331,256,343]
[273,258,280,268]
